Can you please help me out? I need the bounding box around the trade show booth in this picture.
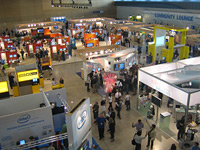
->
[15,64,40,96]
[84,33,96,41]
[74,45,135,81]
[137,57,200,145]
[0,81,9,99]
[0,50,18,65]
[148,26,189,63]
[109,34,123,45]
[0,93,54,149]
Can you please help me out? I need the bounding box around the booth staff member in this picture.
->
[51,78,56,86]
[59,78,64,84]
[8,72,15,89]
[155,53,160,65]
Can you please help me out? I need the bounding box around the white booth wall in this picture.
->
[0,93,54,149]
[66,98,92,150]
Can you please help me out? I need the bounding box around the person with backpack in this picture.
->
[177,116,185,140]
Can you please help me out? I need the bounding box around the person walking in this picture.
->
[177,116,185,140]
[108,93,113,110]
[134,130,147,150]
[85,74,90,92]
[115,100,122,119]
[192,142,200,150]
[115,89,121,103]
[101,98,106,117]
[95,113,106,140]
[125,93,131,110]
[92,102,99,120]
[20,49,25,60]
[169,143,177,150]
[109,117,115,142]
[146,124,156,149]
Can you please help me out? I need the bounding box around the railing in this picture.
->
[3,133,68,150]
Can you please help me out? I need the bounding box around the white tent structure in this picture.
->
[138,57,200,132]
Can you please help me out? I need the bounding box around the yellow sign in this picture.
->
[0,81,9,93]
[17,69,39,82]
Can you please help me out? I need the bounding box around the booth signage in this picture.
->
[77,110,87,130]
[17,69,39,82]
[17,114,31,124]
[0,81,9,93]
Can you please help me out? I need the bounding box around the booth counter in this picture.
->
[0,93,54,149]
[0,81,9,99]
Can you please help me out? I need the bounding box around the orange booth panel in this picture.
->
[85,39,99,48]
[92,29,103,36]
[110,35,122,45]
[84,33,96,41]
[44,29,51,36]
[50,33,62,38]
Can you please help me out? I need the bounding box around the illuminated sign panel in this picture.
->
[0,81,9,93]
[17,70,39,82]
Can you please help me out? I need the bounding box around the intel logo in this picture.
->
[17,114,31,124]
[77,110,87,130]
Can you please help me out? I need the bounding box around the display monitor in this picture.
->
[97,68,101,71]
[95,32,98,35]
[4,39,7,42]
[86,43,94,47]
[129,62,132,66]
[33,78,37,82]
[19,140,26,145]
[151,95,161,107]
[54,26,58,29]
[114,63,125,71]
[9,55,13,58]
[7,45,10,48]
[14,54,17,57]
[63,48,66,50]
[148,35,151,38]
[10,45,13,47]
[60,49,63,51]
[191,25,195,29]
[156,36,165,46]
[37,29,44,33]
[92,69,96,72]
[66,42,69,45]
[162,57,165,60]
[115,42,120,45]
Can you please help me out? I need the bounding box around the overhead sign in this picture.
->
[0,81,9,93]
[143,10,200,25]
[17,69,39,82]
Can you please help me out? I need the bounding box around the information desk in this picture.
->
[52,84,64,90]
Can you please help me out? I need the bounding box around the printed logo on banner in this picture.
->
[77,110,87,130]
[17,114,31,124]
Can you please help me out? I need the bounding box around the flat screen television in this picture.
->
[86,43,94,47]
[37,29,44,33]
[54,26,58,29]
[60,49,63,51]
[19,140,26,145]
[115,42,120,45]
[63,48,66,50]
[151,95,161,107]
[66,42,69,45]
[97,68,101,71]
[92,69,96,72]
[114,63,125,71]
[9,55,13,58]
[13,54,17,57]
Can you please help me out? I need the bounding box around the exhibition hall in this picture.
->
[1,0,200,150]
